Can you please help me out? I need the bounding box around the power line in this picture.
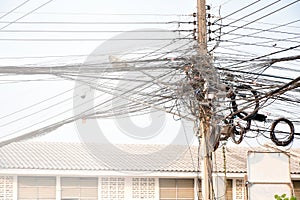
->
[0,29,194,33]
[214,0,281,31]
[0,38,193,41]
[218,44,300,69]
[213,22,300,37]
[0,0,31,20]
[0,47,193,60]
[215,0,300,38]
[0,11,193,17]
[0,20,193,25]
[217,39,300,52]
[216,67,295,81]
[218,19,300,42]
[218,32,300,44]
[215,0,265,22]
[0,0,55,30]
[0,86,75,120]
[212,16,300,29]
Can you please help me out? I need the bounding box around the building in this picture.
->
[0,142,299,200]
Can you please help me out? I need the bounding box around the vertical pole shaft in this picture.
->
[197,0,207,54]
[201,115,212,200]
[197,0,213,199]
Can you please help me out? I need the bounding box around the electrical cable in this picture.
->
[0,0,31,20]
[214,0,262,23]
[215,0,300,38]
[0,0,55,31]
[270,118,295,146]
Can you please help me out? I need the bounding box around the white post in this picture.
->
[56,176,61,200]
[13,176,18,200]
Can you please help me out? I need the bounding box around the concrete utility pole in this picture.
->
[197,0,207,55]
[197,0,214,199]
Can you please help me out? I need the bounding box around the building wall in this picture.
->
[234,179,245,200]
[0,175,196,200]
[0,176,13,200]
[0,175,299,200]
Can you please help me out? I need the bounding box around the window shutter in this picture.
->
[61,177,98,200]
[159,179,194,200]
[226,179,233,200]
[18,177,56,200]
[293,181,300,199]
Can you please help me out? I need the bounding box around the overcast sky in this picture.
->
[0,0,299,148]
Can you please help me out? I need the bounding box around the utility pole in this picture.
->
[197,0,214,199]
[197,0,207,54]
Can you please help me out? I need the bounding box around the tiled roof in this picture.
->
[213,145,300,174]
[0,142,299,174]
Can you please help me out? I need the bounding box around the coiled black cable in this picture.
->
[231,85,259,121]
[231,122,245,144]
[270,118,294,146]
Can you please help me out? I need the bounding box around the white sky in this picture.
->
[0,0,299,148]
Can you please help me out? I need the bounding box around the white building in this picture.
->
[0,142,299,200]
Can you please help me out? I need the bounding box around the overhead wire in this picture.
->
[0,0,31,20]
[0,0,55,31]
[214,0,300,38]
[214,0,262,23]
[219,19,300,42]
[0,0,299,147]
[0,31,197,143]
[0,20,193,25]
[0,11,193,17]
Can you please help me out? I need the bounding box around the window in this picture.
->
[18,176,56,200]
[61,177,98,200]
[226,179,233,200]
[293,180,300,198]
[159,179,194,200]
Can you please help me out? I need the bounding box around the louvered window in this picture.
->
[159,179,194,200]
[226,179,233,200]
[293,180,300,199]
[18,176,56,200]
[61,177,98,200]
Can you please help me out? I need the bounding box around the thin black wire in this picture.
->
[0,38,193,42]
[0,20,193,25]
[218,19,300,42]
[218,32,300,44]
[0,11,193,17]
[214,0,262,23]
[0,29,194,33]
[218,44,300,69]
[0,47,193,60]
[0,34,195,137]
[214,19,300,36]
[0,0,31,20]
[224,0,281,27]
[213,16,300,29]
[217,39,300,52]
[216,0,300,38]
[0,0,55,31]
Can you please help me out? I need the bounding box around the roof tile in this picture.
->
[0,142,299,174]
